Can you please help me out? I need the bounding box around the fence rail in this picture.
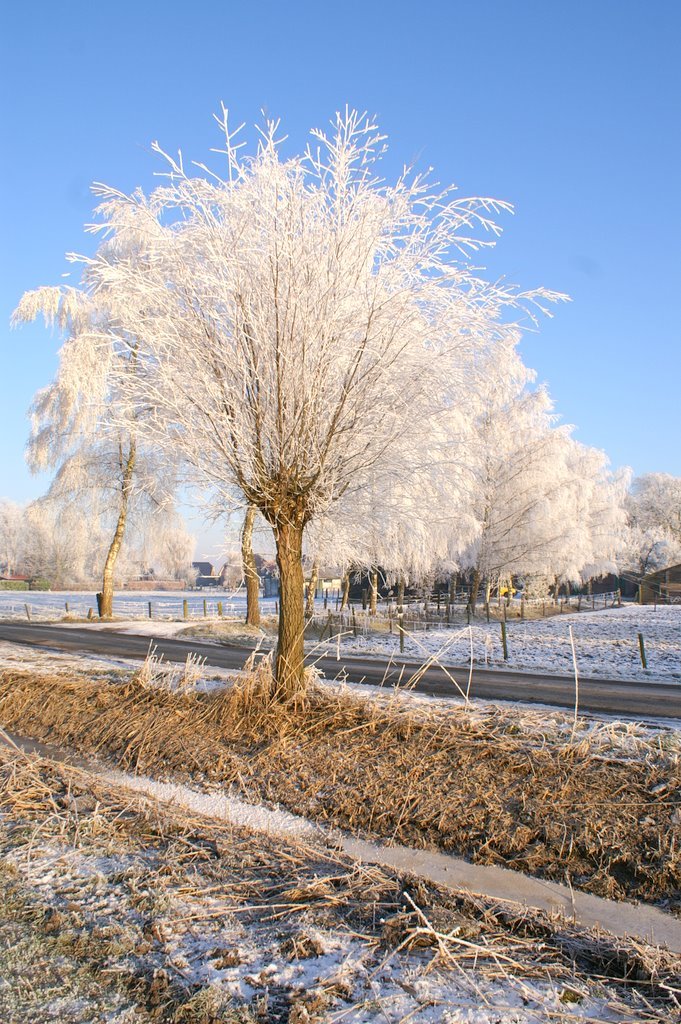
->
[0,589,626,625]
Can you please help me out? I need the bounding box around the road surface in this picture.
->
[0,621,679,719]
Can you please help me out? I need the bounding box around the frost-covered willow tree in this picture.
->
[56,109,563,696]
[624,473,681,574]
[13,287,175,616]
[456,340,574,606]
[555,441,628,588]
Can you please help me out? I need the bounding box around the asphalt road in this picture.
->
[0,621,679,720]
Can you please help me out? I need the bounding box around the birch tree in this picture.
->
[0,500,26,578]
[14,287,174,616]
[36,109,563,695]
[241,505,261,626]
[457,341,572,606]
[625,473,681,574]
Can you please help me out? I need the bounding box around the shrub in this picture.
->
[29,578,51,591]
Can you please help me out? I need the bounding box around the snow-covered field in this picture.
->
[0,588,280,621]
[328,605,681,682]
[2,591,680,682]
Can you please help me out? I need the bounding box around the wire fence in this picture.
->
[0,588,626,627]
[305,601,680,678]
[307,592,624,634]
[0,590,677,678]
[0,591,279,623]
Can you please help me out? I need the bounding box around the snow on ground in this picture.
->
[329,604,681,682]
[0,640,133,677]
[60,618,193,638]
[0,640,238,692]
[3,590,679,681]
[2,747,674,1023]
[0,588,280,622]
[2,829,644,1024]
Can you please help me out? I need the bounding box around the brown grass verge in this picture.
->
[0,747,679,1020]
[0,666,679,913]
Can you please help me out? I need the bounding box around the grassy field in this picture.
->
[1,742,678,1024]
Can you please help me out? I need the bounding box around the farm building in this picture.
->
[264,567,343,600]
[192,561,220,588]
[639,563,681,604]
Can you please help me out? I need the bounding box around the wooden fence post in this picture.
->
[148,601,152,619]
[501,620,508,661]
[218,600,223,617]
[24,603,31,621]
[203,598,207,617]
[638,633,647,669]
[183,599,188,620]
[398,613,405,654]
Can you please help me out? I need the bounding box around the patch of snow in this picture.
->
[0,589,281,623]
[6,730,680,955]
[324,605,681,683]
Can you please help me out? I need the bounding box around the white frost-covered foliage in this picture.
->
[450,340,627,595]
[154,517,197,581]
[71,109,564,536]
[0,497,196,588]
[0,500,27,577]
[624,473,681,574]
[0,497,106,586]
[14,285,172,523]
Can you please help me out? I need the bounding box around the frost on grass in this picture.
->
[1,665,679,911]
[329,604,681,682]
[0,749,678,1023]
[136,642,207,694]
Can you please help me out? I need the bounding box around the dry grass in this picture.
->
[179,618,278,645]
[0,747,678,1023]
[0,664,679,915]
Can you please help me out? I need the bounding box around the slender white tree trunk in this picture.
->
[99,438,136,619]
[305,560,319,618]
[241,505,260,627]
[369,569,378,616]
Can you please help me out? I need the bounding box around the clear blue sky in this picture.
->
[2,0,679,548]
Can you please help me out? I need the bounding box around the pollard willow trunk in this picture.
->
[273,519,306,699]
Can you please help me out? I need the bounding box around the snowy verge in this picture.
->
[4,728,680,954]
